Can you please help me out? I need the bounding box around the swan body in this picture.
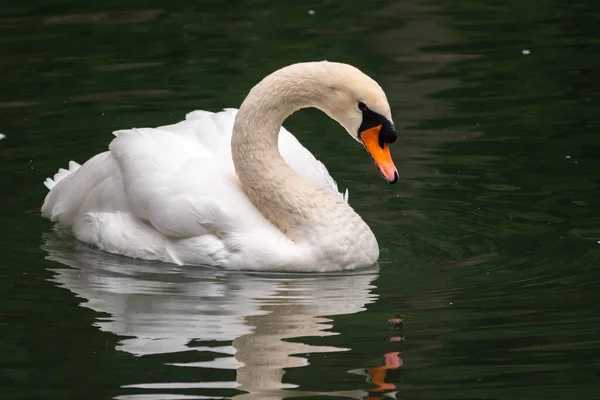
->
[42,62,398,272]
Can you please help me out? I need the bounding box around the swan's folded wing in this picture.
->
[109,126,215,220]
[109,118,247,238]
[110,109,348,230]
[147,194,233,238]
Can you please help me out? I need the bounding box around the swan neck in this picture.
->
[231,65,332,233]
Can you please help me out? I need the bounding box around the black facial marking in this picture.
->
[358,103,397,148]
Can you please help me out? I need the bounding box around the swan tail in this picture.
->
[44,161,81,190]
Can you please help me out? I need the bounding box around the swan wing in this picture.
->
[108,109,347,235]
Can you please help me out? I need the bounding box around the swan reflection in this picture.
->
[43,232,400,399]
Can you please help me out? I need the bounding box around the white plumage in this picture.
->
[42,109,348,269]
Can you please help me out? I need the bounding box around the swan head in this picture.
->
[315,62,399,184]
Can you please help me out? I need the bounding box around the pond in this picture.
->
[1,0,599,399]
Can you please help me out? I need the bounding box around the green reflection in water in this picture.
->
[1,0,599,399]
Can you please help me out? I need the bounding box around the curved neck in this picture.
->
[231,64,338,234]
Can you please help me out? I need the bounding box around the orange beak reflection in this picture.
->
[359,125,399,184]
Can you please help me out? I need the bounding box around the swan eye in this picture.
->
[358,102,367,111]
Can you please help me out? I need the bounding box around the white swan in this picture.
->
[41,61,398,272]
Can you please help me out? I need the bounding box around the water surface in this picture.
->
[1,0,600,399]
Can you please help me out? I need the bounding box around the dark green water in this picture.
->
[1,0,600,399]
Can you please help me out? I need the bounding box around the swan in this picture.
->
[41,61,398,272]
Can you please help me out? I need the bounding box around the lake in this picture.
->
[1,0,599,399]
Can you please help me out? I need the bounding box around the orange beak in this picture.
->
[359,125,399,184]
